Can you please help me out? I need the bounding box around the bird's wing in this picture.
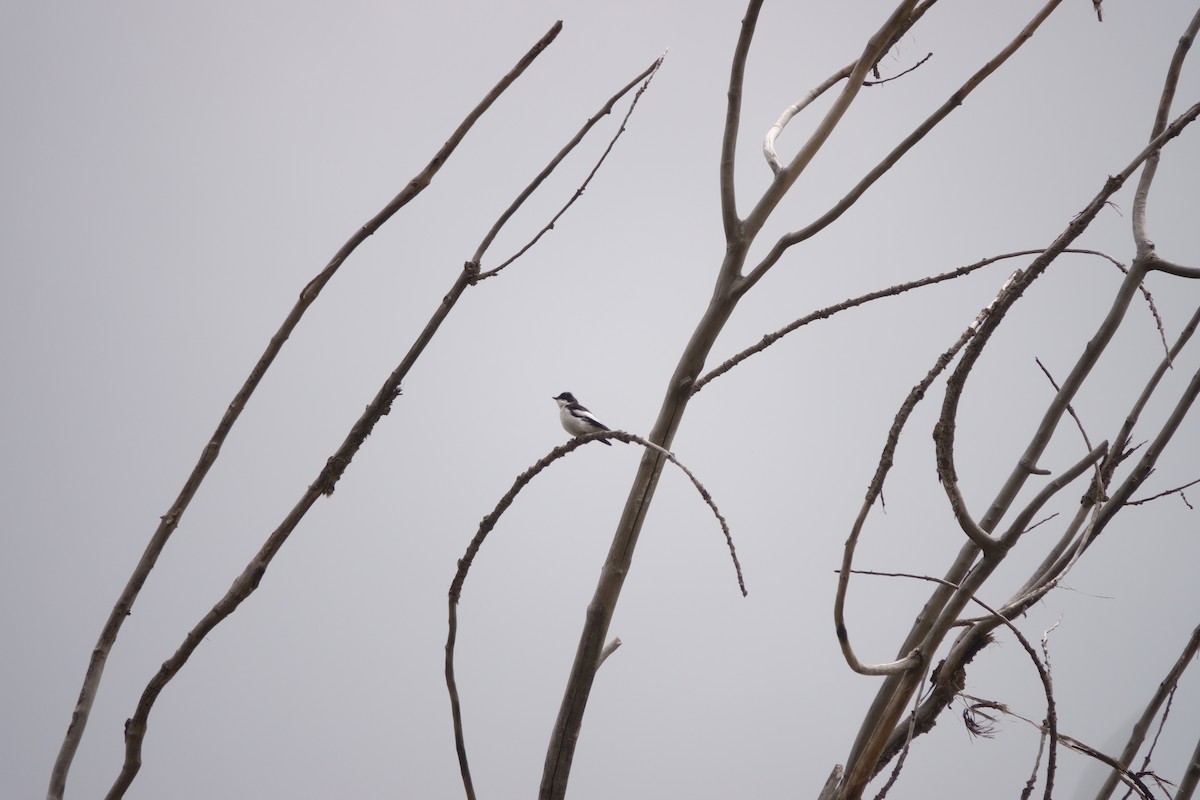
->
[570,404,611,431]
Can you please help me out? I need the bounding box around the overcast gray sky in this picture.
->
[3,2,1198,799]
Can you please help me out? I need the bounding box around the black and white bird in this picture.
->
[553,392,612,445]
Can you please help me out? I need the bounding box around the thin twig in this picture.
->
[476,55,666,280]
[1125,477,1200,508]
[697,248,1129,394]
[1038,621,1061,800]
[1021,727,1049,800]
[450,431,744,609]
[698,250,1030,393]
[863,52,933,86]
[1035,357,1094,452]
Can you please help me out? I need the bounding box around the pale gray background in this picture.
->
[2,2,1198,799]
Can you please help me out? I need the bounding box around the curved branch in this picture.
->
[762,0,939,174]
[48,22,565,800]
[935,99,1200,551]
[763,61,854,174]
[1131,7,1200,256]
[933,408,998,554]
[449,431,745,609]
[739,0,920,247]
[1146,253,1200,279]
[833,325,977,677]
[446,431,743,799]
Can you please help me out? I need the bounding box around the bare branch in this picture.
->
[1098,303,1200,496]
[696,250,1032,393]
[699,249,1128,394]
[997,443,1108,552]
[763,0,940,174]
[738,0,920,248]
[1175,733,1200,800]
[476,55,665,280]
[834,326,978,677]
[597,638,623,668]
[1092,624,1200,800]
[933,399,1000,553]
[1038,623,1061,800]
[1127,477,1200,507]
[935,100,1200,561]
[1131,7,1200,256]
[863,52,933,86]
[1096,252,1176,358]
[818,765,845,800]
[1146,254,1200,279]
[871,688,925,800]
[447,431,742,800]
[840,100,1200,794]
[1035,357,1094,451]
[1022,728,1049,800]
[741,0,1066,294]
[1098,361,1200,531]
[850,569,1060,799]
[763,61,854,175]
[720,0,766,238]
[445,601,476,800]
[49,22,566,800]
[450,430,744,610]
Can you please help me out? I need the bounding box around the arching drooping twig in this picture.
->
[445,430,743,800]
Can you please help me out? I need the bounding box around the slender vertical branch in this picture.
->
[1131,7,1200,255]
[719,0,765,241]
